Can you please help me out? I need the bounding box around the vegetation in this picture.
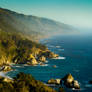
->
[58,87,65,92]
[0,7,75,41]
[0,29,47,66]
[0,72,58,92]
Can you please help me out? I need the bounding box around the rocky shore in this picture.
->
[0,29,59,72]
[0,49,59,72]
[18,50,59,66]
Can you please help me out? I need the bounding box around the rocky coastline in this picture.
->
[0,49,59,72]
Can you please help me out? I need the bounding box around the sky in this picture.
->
[0,0,92,28]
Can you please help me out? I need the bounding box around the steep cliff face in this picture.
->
[0,30,58,66]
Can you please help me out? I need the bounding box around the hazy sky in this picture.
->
[0,0,92,28]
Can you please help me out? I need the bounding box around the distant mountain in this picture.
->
[0,8,76,40]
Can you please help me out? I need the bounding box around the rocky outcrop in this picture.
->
[0,65,13,72]
[39,62,46,66]
[39,50,59,59]
[27,58,38,65]
[48,79,61,85]
[46,51,58,58]
[73,80,80,89]
[26,50,59,66]
[0,46,59,67]
[38,56,46,62]
[48,52,58,58]
[63,73,74,86]
[62,73,80,89]
[47,73,80,89]
[27,54,38,65]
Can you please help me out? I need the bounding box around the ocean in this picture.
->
[6,34,92,92]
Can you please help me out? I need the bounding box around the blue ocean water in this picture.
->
[6,34,92,92]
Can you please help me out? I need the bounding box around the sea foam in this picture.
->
[58,49,64,51]
[53,56,66,60]
[40,64,48,66]
[55,46,61,48]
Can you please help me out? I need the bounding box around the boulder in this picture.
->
[63,73,74,84]
[48,79,56,84]
[0,65,13,72]
[73,80,80,89]
[27,54,38,65]
[48,78,61,85]
[40,62,45,66]
[27,58,38,65]
[56,79,61,84]
[38,56,46,62]
[49,52,58,58]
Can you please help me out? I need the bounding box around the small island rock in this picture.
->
[63,73,74,84]
[62,73,80,89]
[73,80,80,89]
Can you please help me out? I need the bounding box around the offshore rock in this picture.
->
[27,54,38,65]
[62,73,80,89]
[63,73,74,85]
[73,80,80,89]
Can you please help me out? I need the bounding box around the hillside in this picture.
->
[0,7,76,66]
[0,29,46,65]
[0,29,59,67]
[0,72,58,92]
[0,8,76,41]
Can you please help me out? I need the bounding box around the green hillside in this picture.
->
[0,29,47,66]
[0,7,76,66]
[0,7,76,40]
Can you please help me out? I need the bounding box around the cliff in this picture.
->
[0,29,58,67]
